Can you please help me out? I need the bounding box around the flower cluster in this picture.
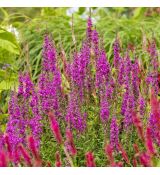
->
[110,117,119,150]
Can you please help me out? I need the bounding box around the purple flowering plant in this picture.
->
[0,16,159,167]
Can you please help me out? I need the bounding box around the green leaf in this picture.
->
[78,8,86,15]
[1,124,6,132]
[0,69,18,82]
[156,160,160,167]
[0,80,18,93]
[0,28,20,64]
[0,8,9,19]
[133,8,146,19]
[0,114,8,121]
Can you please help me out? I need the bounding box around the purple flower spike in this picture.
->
[110,117,119,150]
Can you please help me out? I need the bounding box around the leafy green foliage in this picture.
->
[0,26,20,120]
[0,27,20,64]
[7,7,160,82]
